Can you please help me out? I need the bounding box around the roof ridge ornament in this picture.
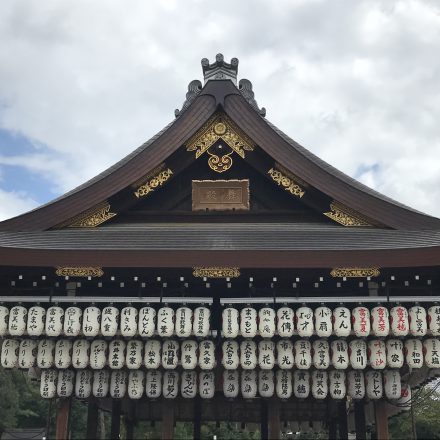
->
[201,53,239,85]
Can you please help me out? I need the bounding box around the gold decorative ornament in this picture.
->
[186,113,254,173]
[267,168,305,198]
[330,268,380,278]
[324,202,372,227]
[193,267,241,278]
[62,202,116,228]
[134,168,173,198]
[55,267,104,278]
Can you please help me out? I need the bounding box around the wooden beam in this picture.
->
[55,398,71,440]
[110,399,122,440]
[162,400,175,440]
[86,398,99,439]
[338,400,348,440]
[354,401,367,440]
[375,401,389,440]
[267,398,280,440]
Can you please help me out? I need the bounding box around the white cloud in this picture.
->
[0,188,38,221]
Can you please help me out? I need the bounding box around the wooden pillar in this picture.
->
[329,418,337,440]
[55,398,71,440]
[162,400,175,440]
[110,399,122,440]
[337,400,348,440]
[260,400,269,440]
[194,396,202,440]
[375,401,389,440]
[86,398,99,439]
[354,401,367,440]
[125,401,136,440]
[267,398,280,440]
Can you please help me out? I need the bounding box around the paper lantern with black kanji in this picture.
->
[277,306,294,337]
[40,369,57,398]
[311,370,328,399]
[126,340,143,370]
[222,307,239,338]
[349,339,367,369]
[295,339,312,369]
[145,370,162,398]
[423,338,440,368]
[371,306,389,337]
[138,307,156,337]
[0,305,9,336]
[199,340,216,370]
[313,339,330,370]
[82,306,101,337]
[163,371,179,399]
[120,306,138,338]
[223,369,239,398]
[108,340,126,369]
[331,339,349,370]
[390,306,409,337]
[75,370,92,399]
[352,306,370,337]
[222,340,239,370]
[18,339,38,369]
[258,370,275,398]
[128,370,145,399]
[193,306,210,338]
[409,306,427,337]
[384,369,401,399]
[315,306,332,337]
[144,340,161,369]
[37,339,55,369]
[181,340,198,370]
[329,370,346,399]
[175,307,193,338]
[93,370,110,398]
[1,339,19,368]
[181,371,197,398]
[45,305,64,337]
[162,340,179,369]
[293,370,310,398]
[26,306,46,337]
[277,339,294,370]
[259,307,276,338]
[157,307,174,337]
[240,307,257,338]
[90,340,107,370]
[240,340,257,370]
[368,340,386,370]
[276,370,293,399]
[199,371,215,399]
[57,369,74,397]
[101,306,119,337]
[405,339,424,369]
[63,306,82,337]
[296,306,314,337]
[333,307,351,337]
[386,339,404,369]
[258,340,275,370]
[110,370,127,398]
[428,306,440,336]
[8,305,27,336]
[366,370,383,400]
[241,370,258,399]
[54,339,72,369]
[347,371,365,399]
[72,340,90,369]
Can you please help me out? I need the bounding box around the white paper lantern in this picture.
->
[222,340,239,370]
[26,306,46,336]
[311,370,328,399]
[223,370,239,398]
[386,339,404,369]
[371,306,389,337]
[295,340,312,369]
[390,306,409,337]
[259,307,276,338]
[181,340,198,370]
[175,307,193,338]
[258,340,275,370]
[329,370,346,399]
[157,307,175,337]
[83,306,101,337]
[181,371,197,398]
[40,369,57,398]
[145,370,162,398]
[0,306,9,336]
[352,306,370,337]
[241,370,257,399]
[72,340,90,369]
[110,370,127,398]
[199,340,216,370]
[315,306,332,337]
[423,338,440,368]
[193,306,210,338]
[240,307,257,338]
[90,340,107,370]
[331,339,349,370]
[18,339,38,369]
[101,306,119,337]
[199,371,215,399]
[258,370,275,398]
[312,339,330,370]
[384,370,401,399]
[349,339,367,369]
[296,306,314,337]
[428,306,440,336]
[240,340,257,370]
[93,370,110,398]
[276,370,293,399]
[222,307,239,338]
[37,339,55,369]
[409,306,427,337]
[1,338,19,368]
[75,370,92,399]
[333,307,351,337]
[45,306,64,337]
[368,340,386,370]
[347,370,365,399]
[63,306,82,337]
[55,339,72,369]
[277,339,294,369]
[398,384,412,410]
[8,305,27,336]
[120,306,138,338]
[128,370,145,399]
[162,340,179,369]
[405,339,424,369]
[366,370,383,400]
[163,371,179,399]
[144,340,161,369]
[126,340,143,369]
[138,307,156,337]
[277,306,294,337]
[57,369,74,397]
[108,340,126,369]
[293,370,310,398]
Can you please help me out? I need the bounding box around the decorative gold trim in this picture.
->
[330,267,380,278]
[134,168,173,198]
[193,267,241,278]
[186,113,254,173]
[55,267,104,278]
[61,202,116,228]
[267,168,305,198]
[324,202,373,227]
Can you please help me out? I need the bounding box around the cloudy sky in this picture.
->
[0,0,439,221]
